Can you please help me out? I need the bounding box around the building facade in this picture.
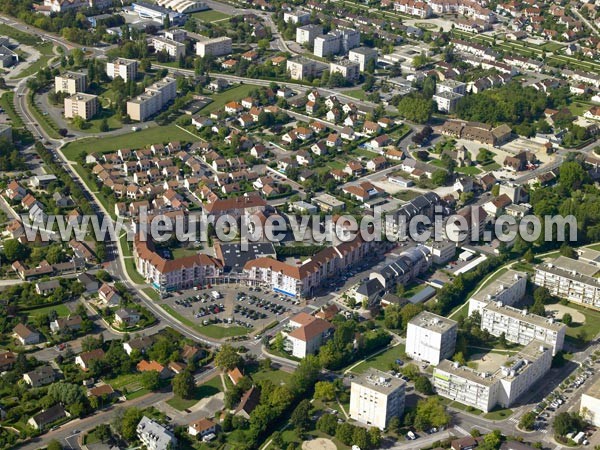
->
[406,311,457,366]
[286,58,317,80]
[329,60,360,82]
[349,369,406,430]
[127,76,177,122]
[64,93,99,120]
[55,72,87,95]
[348,47,378,71]
[296,24,323,45]
[106,58,138,82]
[195,36,233,57]
[152,36,186,59]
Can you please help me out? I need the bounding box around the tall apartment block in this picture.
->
[127,76,177,122]
[106,58,138,82]
[195,36,233,57]
[55,71,87,95]
[349,369,406,430]
[329,60,360,82]
[348,46,378,71]
[534,255,600,309]
[286,58,317,80]
[296,24,323,45]
[433,340,552,412]
[64,93,99,120]
[406,311,457,366]
[314,29,360,57]
[468,269,527,314]
[480,301,566,355]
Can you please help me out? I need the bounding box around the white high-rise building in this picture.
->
[348,47,378,71]
[349,369,406,430]
[195,36,233,57]
[468,270,527,315]
[581,378,600,426]
[406,311,457,366]
[329,60,360,82]
[434,340,552,412]
[286,58,317,80]
[314,30,360,57]
[55,71,87,95]
[126,76,177,122]
[106,58,138,82]
[296,24,323,45]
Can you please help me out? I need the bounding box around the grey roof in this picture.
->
[25,366,55,385]
[31,404,66,427]
[408,285,436,304]
[136,416,176,449]
[409,311,456,331]
[357,278,384,297]
[352,369,405,395]
[217,242,276,273]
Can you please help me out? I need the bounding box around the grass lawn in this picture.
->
[480,162,501,171]
[172,247,199,259]
[193,10,232,22]
[0,24,41,45]
[1,92,25,127]
[11,42,55,79]
[61,125,194,160]
[344,89,368,100]
[250,368,292,385]
[353,147,381,159]
[119,233,133,257]
[160,304,250,338]
[394,190,420,201]
[80,110,123,133]
[125,388,150,400]
[351,343,406,374]
[105,372,145,390]
[456,166,482,175]
[483,407,513,420]
[124,258,145,284]
[541,42,564,52]
[143,287,161,302]
[26,303,70,318]
[563,301,600,347]
[166,375,223,411]
[201,84,260,114]
[448,400,483,416]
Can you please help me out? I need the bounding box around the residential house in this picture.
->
[75,349,106,371]
[13,323,41,345]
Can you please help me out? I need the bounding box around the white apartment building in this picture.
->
[406,311,457,366]
[330,60,360,82]
[425,240,456,265]
[137,416,177,450]
[314,29,360,57]
[43,0,111,13]
[286,58,317,80]
[106,58,138,82]
[127,76,177,122]
[433,91,463,113]
[480,301,566,355]
[348,47,378,71]
[285,312,333,358]
[534,256,600,309]
[64,93,99,120]
[437,79,467,95]
[152,36,186,59]
[55,71,87,95]
[283,10,310,24]
[349,369,406,430]
[195,36,233,57]
[434,340,552,412]
[581,378,600,426]
[296,24,323,45]
[468,270,527,314]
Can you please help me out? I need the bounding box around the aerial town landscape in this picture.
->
[3,0,600,449]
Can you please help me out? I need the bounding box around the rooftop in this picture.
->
[470,269,526,303]
[408,310,456,332]
[353,369,406,395]
[482,301,565,331]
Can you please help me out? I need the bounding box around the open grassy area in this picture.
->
[0,24,41,45]
[125,258,146,284]
[143,288,161,302]
[0,92,24,127]
[201,84,260,114]
[11,42,55,79]
[119,233,132,257]
[562,301,600,347]
[28,93,61,139]
[540,42,563,52]
[192,10,232,22]
[171,247,199,259]
[250,368,292,385]
[351,343,406,374]
[344,89,368,100]
[79,110,123,133]
[483,407,513,420]
[167,374,223,411]
[480,162,501,171]
[160,304,250,338]
[61,124,194,160]
[448,400,483,416]
[26,303,70,318]
[456,166,482,175]
[394,190,420,201]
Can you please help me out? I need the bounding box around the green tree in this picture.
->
[431,169,448,186]
[290,399,311,432]
[46,440,63,450]
[121,407,142,441]
[519,411,536,431]
[99,118,109,132]
[562,313,573,326]
[414,376,434,395]
[317,414,337,435]
[3,239,28,262]
[314,381,336,401]
[173,369,195,399]
[141,370,160,391]
[215,344,242,371]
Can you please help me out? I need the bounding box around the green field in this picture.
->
[0,24,42,45]
[201,84,260,113]
[351,343,406,374]
[193,10,232,22]
[456,166,482,175]
[344,89,368,100]
[483,407,513,420]
[166,374,223,410]
[0,92,24,127]
[250,368,292,385]
[160,304,250,338]
[27,303,70,318]
[11,42,56,79]
[61,125,195,160]
[561,301,600,347]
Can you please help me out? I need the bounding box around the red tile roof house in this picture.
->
[188,418,217,438]
[285,313,333,358]
[137,360,173,379]
[228,367,244,385]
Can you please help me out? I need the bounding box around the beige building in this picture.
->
[287,58,317,80]
[581,378,600,426]
[64,93,99,120]
[330,60,360,82]
[55,71,87,95]
[152,36,186,60]
[195,36,232,57]
[127,76,177,122]
[106,58,138,82]
[349,369,406,430]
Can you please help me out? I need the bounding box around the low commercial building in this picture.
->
[195,36,232,57]
[132,2,184,25]
[64,93,99,120]
[106,58,138,82]
[581,378,600,426]
[534,256,600,309]
[349,369,406,430]
[287,58,317,81]
[312,193,345,212]
[479,301,566,355]
[156,0,208,13]
[348,47,378,71]
[127,76,177,122]
[137,416,177,450]
[434,340,552,412]
[406,311,457,366]
[55,71,87,95]
[330,60,360,82]
[468,269,527,314]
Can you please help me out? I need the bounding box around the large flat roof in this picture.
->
[470,269,526,303]
[408,310,456,332]
[353,369,405,395]
[482,301,565,331]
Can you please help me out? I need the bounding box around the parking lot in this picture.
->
[162,283,305,334]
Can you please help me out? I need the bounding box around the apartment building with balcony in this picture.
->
[468,269,527,314]
[55,71,87,95]
[127,76,177,122]
[195,36,233,57]
[64,93,99,120]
